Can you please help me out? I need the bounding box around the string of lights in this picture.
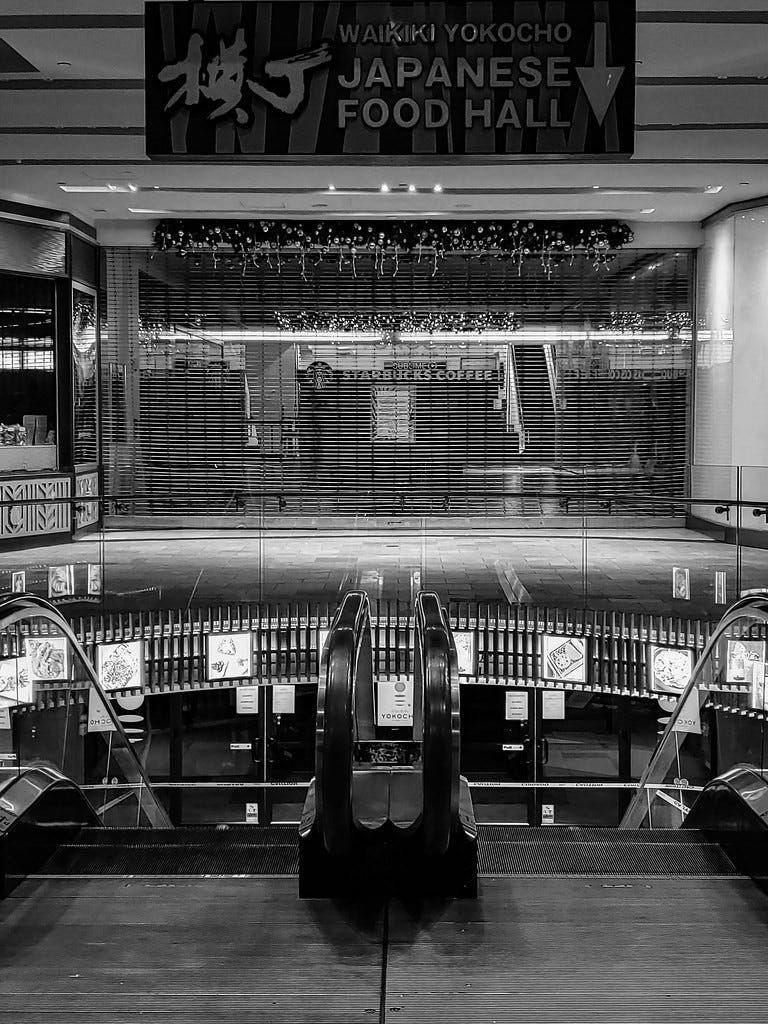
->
[153,218,635,276]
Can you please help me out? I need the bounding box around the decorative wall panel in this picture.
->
[0,475,71,540]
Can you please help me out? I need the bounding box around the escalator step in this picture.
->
[478,827,740,876]
[29,826,741,878]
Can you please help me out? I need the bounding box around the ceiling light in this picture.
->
[328,184,336,191]
[433,183,443,193]
[592,185,599,189]
[704,185,723,194]
[408,184,417,193]
[380,183,389,192]
[57,61,71,68]
[59,184,138,193]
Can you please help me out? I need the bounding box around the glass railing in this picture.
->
[621,592,768,828]
[2,479,764,618]
[0,593,171,828]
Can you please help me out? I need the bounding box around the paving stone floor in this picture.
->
[2,521,767,618]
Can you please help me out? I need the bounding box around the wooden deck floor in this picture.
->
[2,874,768,1023]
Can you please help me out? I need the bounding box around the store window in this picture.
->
[0,273,56,472]
[72,286,98,465]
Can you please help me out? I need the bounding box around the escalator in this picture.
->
[298,590,477,897]
[4,593,768,1021]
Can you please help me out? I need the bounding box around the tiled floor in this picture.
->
[2,521,767,617]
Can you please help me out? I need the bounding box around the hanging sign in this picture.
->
[453,631,476,677]
[207,631,253,680]
[647,646,693,695]
[540,635,586,683]
[672,687,702,736]
[0,657,33,705]
[97,641,145,692]
[87,687,116,733]
[145,1,636,158]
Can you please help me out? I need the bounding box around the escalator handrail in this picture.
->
[621,591,768,828]
[685,763,768,833]
[0,766,100,834]
[415,592,461,857]
[315,590,371,857]
[0,592,171,829]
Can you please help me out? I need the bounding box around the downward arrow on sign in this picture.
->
[576,22,624,126]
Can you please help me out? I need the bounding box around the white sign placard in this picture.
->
[542,804,555,825]
[87,687,116,733]
[376,678,414,726]
[273,684,295,715]
[48,564,74,599]
[0,657,33,705]
[25,637,70,683]
[726,639,766,684]
[672,566,690,601]
[230,742,252,751]
[0,706,11,730]
[672,688,702,735]
[453,631,476,677]
[11,570,25,593]
[542,690,566,720]
[750,662,767,712]
[87,563,103,597]
[505,691,528,721]
[648,645,693,694]
[245,802,259,824]
[540,635,586,683]
[206,631,253,680]
[236,685,259,714]
[97,640,144,691]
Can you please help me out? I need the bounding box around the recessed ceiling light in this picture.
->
[740,181,750,186]
[328,184,336,191]
[592,185,599,189]
[433,183,443,192]
[408,184,417,193]
[57,61,71,68]
[380,183,389,192]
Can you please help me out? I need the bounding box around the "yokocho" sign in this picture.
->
[145,1,636,158]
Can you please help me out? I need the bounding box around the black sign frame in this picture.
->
[145,1,636,159]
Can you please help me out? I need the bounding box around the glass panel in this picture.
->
[72,287,98,465]
[0,273,56,468]
[540,692,621,781]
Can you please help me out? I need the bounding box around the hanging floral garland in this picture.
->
[274,310,522,333]
[153,218,634,277]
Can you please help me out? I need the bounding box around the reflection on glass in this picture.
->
[72,287,98,464]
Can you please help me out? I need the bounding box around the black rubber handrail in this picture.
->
[0,766,100,837]
[685,764,768,833]
[315,590,371,857]
[415,592,461,857]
